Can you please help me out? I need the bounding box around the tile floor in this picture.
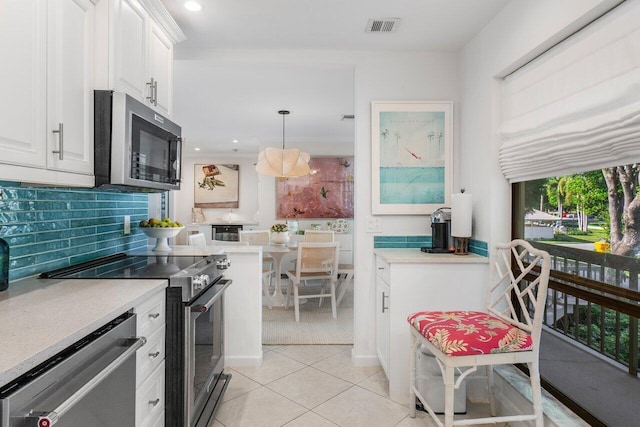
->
[212,345,497,427]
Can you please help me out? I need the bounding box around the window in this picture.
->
[513,164,640,425]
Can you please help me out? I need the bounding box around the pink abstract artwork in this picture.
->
[276,157,354,219]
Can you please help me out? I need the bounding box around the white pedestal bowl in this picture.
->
[140,227,185,252]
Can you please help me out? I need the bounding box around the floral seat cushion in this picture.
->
[407,311,533,356]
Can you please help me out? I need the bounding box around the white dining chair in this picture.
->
[304,230,334,242]
[239,229,276,288]
[407,239,551,427]
[188,233,207,247]
[285,242,340,322]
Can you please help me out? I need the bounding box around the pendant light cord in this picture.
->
[278,110,290,150]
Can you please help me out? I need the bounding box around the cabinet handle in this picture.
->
[148,398,160,406]
[152,79,158,106]
[148,312,160,319]
[146,78,157,105]
[381,291,389,313]
[148,351,160,359]
[52,123,64,160]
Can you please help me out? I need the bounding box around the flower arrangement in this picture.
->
[270,223,288,233]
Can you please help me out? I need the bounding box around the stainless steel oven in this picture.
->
[0,312,143,427]
[39,253,232,427]
[186,280,226,426]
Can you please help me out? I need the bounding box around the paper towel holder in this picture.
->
[452,188,470,255]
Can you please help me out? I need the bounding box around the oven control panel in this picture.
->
[215,258,231,269]
[192,274,210,290]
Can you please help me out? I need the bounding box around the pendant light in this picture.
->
[256,110,310,177]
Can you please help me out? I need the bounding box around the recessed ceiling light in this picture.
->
[232,139,239,144]
[194,147,201,151]
[184,1,203,12]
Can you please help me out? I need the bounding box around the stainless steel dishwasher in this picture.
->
[0,312,145,427]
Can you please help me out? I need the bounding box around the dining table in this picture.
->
[262,244,298,308]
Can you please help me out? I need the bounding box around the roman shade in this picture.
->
[498,0,640,183]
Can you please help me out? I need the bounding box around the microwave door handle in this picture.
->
[175,137,183,183]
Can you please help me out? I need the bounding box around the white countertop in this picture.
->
[0,276,167,387]
[128,245,260,255]
[374,248,489,264]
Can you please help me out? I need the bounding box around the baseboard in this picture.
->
[224,352,263,367]
[350,349,380,367]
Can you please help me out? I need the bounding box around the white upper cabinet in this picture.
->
[0,0,94,186]
[47,0,95,175]
[149,21,173,115]
[95,0,184,117]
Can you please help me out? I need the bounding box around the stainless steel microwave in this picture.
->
[94,90,182,192]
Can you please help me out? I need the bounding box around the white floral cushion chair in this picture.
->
[407,239,551,427]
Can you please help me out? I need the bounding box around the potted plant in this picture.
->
[270,223,290,245]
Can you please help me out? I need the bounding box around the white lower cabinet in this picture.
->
[375,273,390,377]
[133,290,166,426]
[374,253,489,404]
[135,361,165,427]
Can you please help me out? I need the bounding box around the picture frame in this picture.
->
[371,101,453,215]
[276,157,354,219]
[194,164,240,208]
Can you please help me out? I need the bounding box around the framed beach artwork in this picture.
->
[371,101,453,215]
[194,164,240,208]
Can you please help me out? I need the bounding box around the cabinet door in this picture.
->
[375,275,391,377]
[47,0,94,175]
[0,0,47,169]
[148,21,173,116]
[112,0,148,100]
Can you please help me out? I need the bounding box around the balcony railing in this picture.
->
[524,241,640,376]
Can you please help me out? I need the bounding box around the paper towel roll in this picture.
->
[451,193,472,237]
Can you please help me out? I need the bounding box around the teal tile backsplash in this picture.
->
[373,235,488,256]
[0,182,149,281]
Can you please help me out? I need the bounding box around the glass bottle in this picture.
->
[0,237,8,291]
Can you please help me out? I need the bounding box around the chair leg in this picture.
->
[444,365,455,427]
[409,332,417,418]
[262,271,273,310]
[330,281,337,319]
[285,278,292,310]
[293,282,300,322]
[529,360,544,427]
[487,365,496,416]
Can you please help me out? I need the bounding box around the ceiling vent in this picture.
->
[366,18,400,33]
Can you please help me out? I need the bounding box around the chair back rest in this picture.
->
[294,242,340,281]
[239,230,271,245]
[304,230,334,242]
[487,239,551,345]
[188,233,207,247]
[211,240,250,246]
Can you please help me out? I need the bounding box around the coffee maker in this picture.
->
[421,207,454,253]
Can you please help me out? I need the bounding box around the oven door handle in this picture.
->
[22,336,146,426]
[190,293,220,314]
[190,280,231,314]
